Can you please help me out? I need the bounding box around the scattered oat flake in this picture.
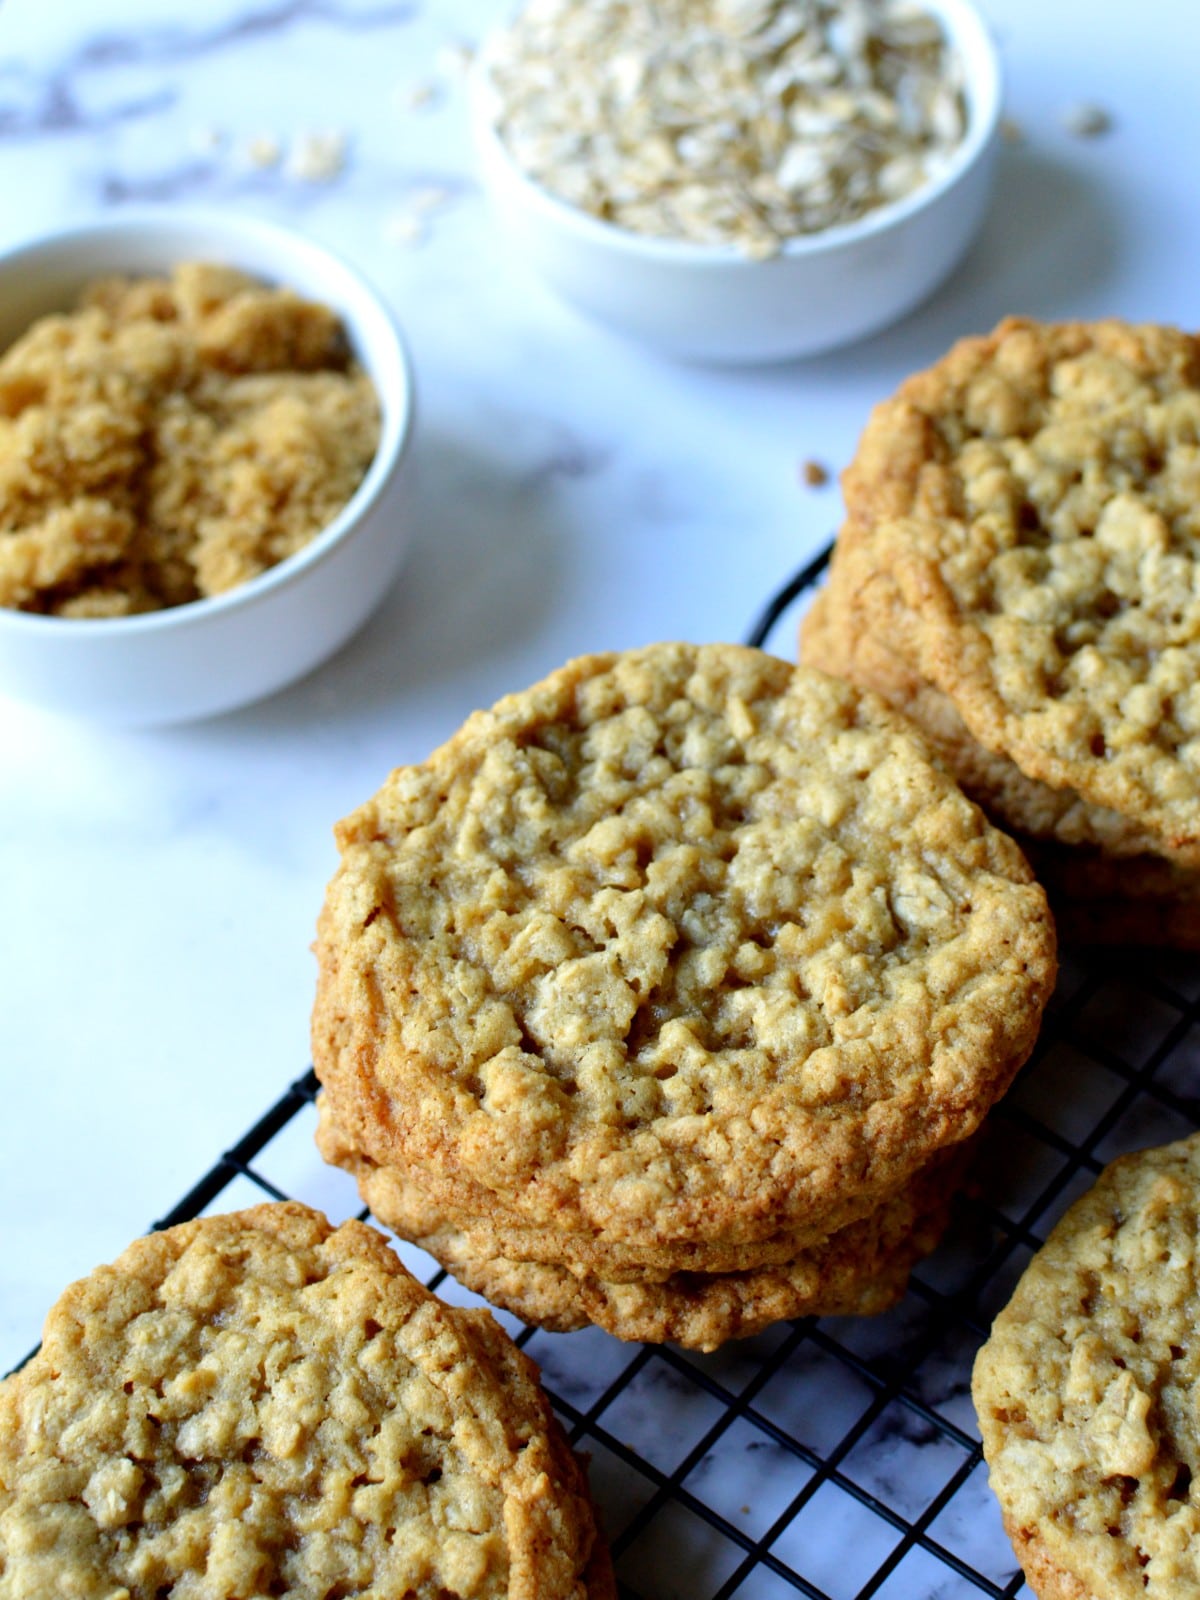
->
[189,124,224,155]
[1000,116,1025,145]
[1060,101,1112,138]
[802,458,830,488]
[245,134,282,170]
[486,0,968,257]
[287,130,349,183]
[400,78,442,112]
[408,185,454,214]
[384,213,428,247]
[436,41,475,77]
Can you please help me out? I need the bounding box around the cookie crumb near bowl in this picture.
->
[1059,100,1113,137]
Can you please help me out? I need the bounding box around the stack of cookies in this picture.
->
[0,1203,614,1599]
[312,641,1056,1349]
[802,316,1200,946]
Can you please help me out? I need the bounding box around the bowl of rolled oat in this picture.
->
[0,210,413,725]
[471,0,1002,362]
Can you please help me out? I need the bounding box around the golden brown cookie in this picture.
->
[973,1133,1200,1600]
[805,561,1200,946]
[312,643,1055,1263]
[829,317,1200,865]
[802,525,1174,862]
[331,1107,967,1350]
[0,1203,613,1600]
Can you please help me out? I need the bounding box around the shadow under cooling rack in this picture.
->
[20,545,1200,1600]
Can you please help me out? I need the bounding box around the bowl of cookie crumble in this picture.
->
[0,210,414,726]
[471,0,1002,363]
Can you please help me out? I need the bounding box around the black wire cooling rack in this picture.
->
[26,551,1200,1600]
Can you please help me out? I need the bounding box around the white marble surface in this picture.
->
[3,1,1200,1593]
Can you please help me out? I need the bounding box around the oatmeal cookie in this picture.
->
[805,579,1200,942]
[0,1203,612,1600]
[834,317,1200,864]
[333,1116,966,1350]
[973,1133,1200,1600]
[313,642,1055,1253]
[802,525,1176,861]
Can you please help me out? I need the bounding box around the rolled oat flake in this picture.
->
[487,0,968,257]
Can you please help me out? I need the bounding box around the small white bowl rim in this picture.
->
[0,208,414,639]
[471,0,1002,265]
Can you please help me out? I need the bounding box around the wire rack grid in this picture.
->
[22,550,1200,1600]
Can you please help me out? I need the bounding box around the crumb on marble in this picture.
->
[1059,101,1113,137]
[801,458,830,488]
[0,263,380,617]
[1000,115,1025,144]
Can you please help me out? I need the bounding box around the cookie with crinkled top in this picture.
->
[832,317,1200,865]
[312,641,1055,1257]
[801,533,1172,861]
[973,1133,1200,1600]
[0,1203,612,1600]
[803,527,1200,943]
[806,581,1200,943]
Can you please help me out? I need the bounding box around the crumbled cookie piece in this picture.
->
[0,262,379,616]
[1060,100,1113,138]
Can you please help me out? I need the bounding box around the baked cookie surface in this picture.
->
[836,317,1200,863]
[313,642,1055,1249]
[973,1134,1200,1599]
[0,1203,611,1600]
[801,535,1171,861]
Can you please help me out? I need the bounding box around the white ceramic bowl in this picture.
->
[0,211,414,726]
[471,0,1002,363]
